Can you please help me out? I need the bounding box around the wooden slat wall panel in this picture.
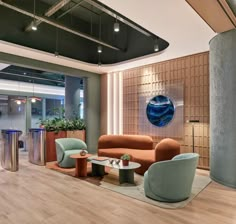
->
[122,52,210,169]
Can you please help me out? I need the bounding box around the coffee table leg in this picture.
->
[75,158,87,177]
[92,163,105,176]
[119,169,134,184]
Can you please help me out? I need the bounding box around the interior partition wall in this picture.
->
[103,52,210,169]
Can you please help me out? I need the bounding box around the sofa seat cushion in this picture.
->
[131,150,156,175]
[98,148,135,159]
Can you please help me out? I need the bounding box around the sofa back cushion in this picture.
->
[98,135,153,150]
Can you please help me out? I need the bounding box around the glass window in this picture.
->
[46,98,64,119]
[0,95,26,133]
[31,100,42,128]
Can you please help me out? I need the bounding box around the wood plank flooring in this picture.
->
[0,152,235,224]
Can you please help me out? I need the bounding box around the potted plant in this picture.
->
[38,115,86,162]
[120,154,131,166]
[66,118,86,141]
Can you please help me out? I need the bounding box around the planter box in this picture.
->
[46,131,66,162]
[45,130,86,162]
[66,130,86,142]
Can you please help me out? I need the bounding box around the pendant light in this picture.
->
[28,80,41,103]
[98,15,102,65]
[114,15,120,32]
[13,82,26,104]
[154,38,159,52]
[97,45,102,53]
[32,0,37,31]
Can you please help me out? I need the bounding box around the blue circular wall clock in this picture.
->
[146,95,175,127]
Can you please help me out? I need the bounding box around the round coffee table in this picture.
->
[70,154,92,177]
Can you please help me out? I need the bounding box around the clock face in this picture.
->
[146,95,175,127]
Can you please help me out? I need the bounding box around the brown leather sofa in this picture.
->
[97,135,180,175]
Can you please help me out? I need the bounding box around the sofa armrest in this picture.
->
[154,138,180,161]
[55,141,65,164]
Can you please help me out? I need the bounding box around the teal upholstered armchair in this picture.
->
[144,153,199,202]
[55,138,87,168]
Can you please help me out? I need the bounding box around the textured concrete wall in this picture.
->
[65,76,81,119]
[210,29,236,188]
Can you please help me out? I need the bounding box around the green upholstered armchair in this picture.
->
[144,153,199,202]
[55,138,87,168]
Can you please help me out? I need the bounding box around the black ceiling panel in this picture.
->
[0,0,169,65]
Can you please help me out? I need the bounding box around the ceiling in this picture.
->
[186,0,236,33]
[0,63,65,86]
[0,0,216,74]
[0,0,169,65]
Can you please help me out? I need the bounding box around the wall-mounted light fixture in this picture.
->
[187,119,200,153]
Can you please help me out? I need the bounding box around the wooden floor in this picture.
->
[0,152,235,224]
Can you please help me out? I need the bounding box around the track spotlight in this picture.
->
[97,45,102,53]
[54,51,59,57]
[154,43,159,52]
[114,22,120,32]
[32,21,37,31]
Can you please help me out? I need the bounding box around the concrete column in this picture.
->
[65,75,100,153]
[42,98,46,120]
[25,98,31,133]
[210,29,236,188]
[65,76,81,119]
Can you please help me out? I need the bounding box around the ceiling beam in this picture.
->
[185,0,235,33]
[0,0,121,51]
[56,0,84,19]
[25,0,72,32]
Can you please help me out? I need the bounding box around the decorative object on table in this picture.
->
[109,159,114,165]
[115,159,120,165]
[80,149,87,156]
[146,95,175,127]
[120,154,131,166]
[186,120,200,153]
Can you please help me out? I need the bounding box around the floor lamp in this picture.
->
[187,120,200,153]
